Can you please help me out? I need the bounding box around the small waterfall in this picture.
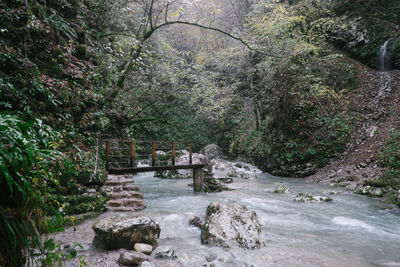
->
[378,39,392,97]
[379,39,392,71]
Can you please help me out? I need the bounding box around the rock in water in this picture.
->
[202,177,229,193]
[273,184,292,193]
[293,193,332,202]
[188,216,203,229]
[201,202,264,249]
[118,251,151,266]
[134,243,153,255]
[92,216,160,250]
[355,186,383,197]
[151,246,175,258]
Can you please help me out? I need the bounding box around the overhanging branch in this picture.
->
[153,20,282,58]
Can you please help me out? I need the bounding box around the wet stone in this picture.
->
[134,243,153,255]
[151,246,175,259]
[118,251,151,266]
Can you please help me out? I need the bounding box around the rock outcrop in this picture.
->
[92,216,160,250]
[200,202,264,249]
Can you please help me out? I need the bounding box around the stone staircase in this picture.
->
[104,175,146,212]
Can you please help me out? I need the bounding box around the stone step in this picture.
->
[107,206,146,212]
[107,199,122,207]
[107,198,145,208]
[105,174,145,212]
[123,185,140,191]
[121,198,145,207]
[110,191,144,200]
[105,185,140,192]
[108,175,133,179]
[105,180,130,186]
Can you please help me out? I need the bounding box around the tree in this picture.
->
[101,0,279,107]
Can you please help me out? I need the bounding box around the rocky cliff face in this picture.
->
[328,0,400,70]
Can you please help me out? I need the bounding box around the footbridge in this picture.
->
[104,140,205,191]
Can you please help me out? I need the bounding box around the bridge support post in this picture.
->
[193,167,204,192]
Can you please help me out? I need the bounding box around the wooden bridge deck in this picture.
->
[107,164,205,174]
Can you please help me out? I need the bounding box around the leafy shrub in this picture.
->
[0,114,75,266]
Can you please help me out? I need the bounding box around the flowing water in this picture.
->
[132,171,400,266]
[56,170,400,266]
[378,39,393,97]
[380,39,391,72]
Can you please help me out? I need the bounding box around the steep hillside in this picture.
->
[308,62,400,205]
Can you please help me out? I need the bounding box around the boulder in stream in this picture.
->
[293,193,332,202]
[151,246,175,259]
[273,184,292,193]
[188,215,203,228]
[355,186,383,197]
[202,177,230,193]
[92,216,160,250]
[201,202,264,249]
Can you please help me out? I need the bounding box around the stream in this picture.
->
[134,171,400,266]
[57,171,400,267]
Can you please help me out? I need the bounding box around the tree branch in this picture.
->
[153,20,282,58]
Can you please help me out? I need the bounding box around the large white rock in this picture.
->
[92,216,160,250]
[201,202,264,249]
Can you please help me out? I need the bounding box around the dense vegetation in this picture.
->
[0,0,399,265]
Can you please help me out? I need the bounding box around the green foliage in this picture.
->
[0,114,79,265]
[380,131,400,170]
[0,0,115,263]
[207,1,358,174]
[378,131,400,205]
[41,239,86,267]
